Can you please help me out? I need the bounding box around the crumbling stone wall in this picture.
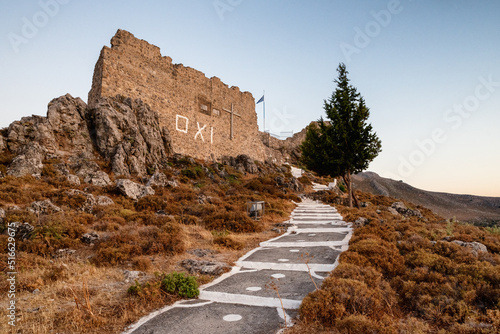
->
[88,29,268,162]
[260,125,310,163]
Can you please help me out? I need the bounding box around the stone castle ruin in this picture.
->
[0,29,307,180]
[88,29,267,162]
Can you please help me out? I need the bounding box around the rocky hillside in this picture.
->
[0,94,173,180]
[353,172,500,225]
[0,92,309,333]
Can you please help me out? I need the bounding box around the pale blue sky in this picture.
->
[1,0,499,196]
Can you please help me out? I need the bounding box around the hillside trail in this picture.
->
[123,167,352,334]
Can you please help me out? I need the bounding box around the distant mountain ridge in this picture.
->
[352,172,500,225]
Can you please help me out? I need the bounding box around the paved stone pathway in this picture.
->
[124,198,352,334]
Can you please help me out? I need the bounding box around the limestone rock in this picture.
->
[187,249,216,258]
[167,180,179,188]
[84,171,112,187]
[53,163,70,176]
[28,199,62,215]
[275,176,285,186]
[10,222,34,240]
[6,94,92,156]
[123,270,146,283]
[54,248,76,258]
[7,142,45,178]
[286,177,303,192]
[72,155,101,175]
[452,240,488,256]
[67,174,81,186]
[45,94,93,154]
[354,217,369,228]
[236,154,259,174]
[87,96,171,177]
[391,202,423,218]
[81,232,99,244]
[116,179,155,200]
[147,172,169,187]
[0,208,5,221]
[221,154,259,174]
[0,134,5,151]
[96,195,114,206]
[181,259,230,276]
[388,207,400,216]
[64,191,113,212]
[197,194,215,205]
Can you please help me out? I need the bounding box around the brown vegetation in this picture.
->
[0,157,304,333]
[291,191,500,333]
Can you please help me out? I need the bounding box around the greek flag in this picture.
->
[256,95,264,104]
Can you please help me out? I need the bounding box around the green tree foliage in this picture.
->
[301,63,381,207]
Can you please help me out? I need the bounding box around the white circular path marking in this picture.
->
[278,259,289,262]
[223,314,242,322]
[246,287,262,292]
[271,273,286,279]
[289,249,300,253]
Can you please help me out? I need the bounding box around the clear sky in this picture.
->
[1,0,499,196]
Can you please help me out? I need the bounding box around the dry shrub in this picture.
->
[92,223,185,265]
[15,213,86,257]
[301,277,394,326]
[204,210,262,233]
[300,188,500,333]
[285,193,302,202]
[348,236,405,276]
[94,216,125,231]
[334,315,380,334]
[298,175,312,185]
[214,235,244,250]
[308,189,342,205]
[0,175,49,204]
[135,195,168,211]
[43,263,70,282]
[176,214,200,225]
[132,256,152,271]
[172,185,197,202]
[300,263,397,327]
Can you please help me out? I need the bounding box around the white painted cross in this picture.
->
[222,103,241,140]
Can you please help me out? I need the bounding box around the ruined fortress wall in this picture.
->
[88,29,267,162]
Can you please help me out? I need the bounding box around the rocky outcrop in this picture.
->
[147,171,178,188]
[65,189,114,213]
[221,154,259,174]
[10,222,35,240]
[87,96,172,177]
[2,94,173,180]
[28,200,62,215]
[275,175,303,192]
[81,232,100,244]
[0,208,5,222]
[354,217,369,228]
[116,179,155,200]
[7,142,45,178]
[69,154,111,186]
[123,270,147,283]
[391,202,423,218]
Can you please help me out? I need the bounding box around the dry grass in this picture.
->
[290,190,500,334]
[0,157,304,333]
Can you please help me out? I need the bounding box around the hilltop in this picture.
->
[353,171,500,226]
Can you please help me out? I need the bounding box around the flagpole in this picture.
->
[263,90,266,132]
